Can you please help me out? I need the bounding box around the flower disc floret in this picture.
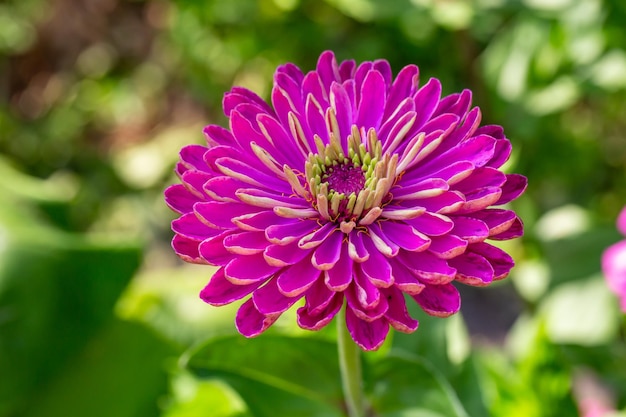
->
[165,51,527,351]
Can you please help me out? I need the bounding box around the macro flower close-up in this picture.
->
[165,50,527,351]
[602,207,626,312]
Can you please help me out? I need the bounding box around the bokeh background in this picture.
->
[1,0,625,416]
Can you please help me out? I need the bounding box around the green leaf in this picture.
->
[20,319,177,417]
[369,352,470,417]
[184,335,344,417]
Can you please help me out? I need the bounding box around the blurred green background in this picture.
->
[1,0,625,416]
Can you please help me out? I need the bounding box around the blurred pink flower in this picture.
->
[165,51,526,350]
[602,207,626,312]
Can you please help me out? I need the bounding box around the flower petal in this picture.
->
[264,241,311,267]
[235,298,279,337]
[224,253,279,285]
[345,308,389,351]
[312,229,344,270]
[195,201,260,229]
[324,244,354,291]
[380,221,431,252]
[165,184,198,214]
[449,252,494,286]
[390,259,425,295]
[406,212,454,236]
[496,174,528,205]
[277,254,322,297]
[266,219,317,245]
[412,283,460,317]
[200,267,262,306]
[172,234,206,264]
[469,242,515,280]
[451,216,489,243]
[360,238,394,287]
[198,231,237,266]
[397,251,456,285]
[253,279,303,315]
[384,286,419,333]
[297,294,343,330]
[172,212,221,241]
[224,231,270,255]
[356,70,386,131]
[427,234,468,259]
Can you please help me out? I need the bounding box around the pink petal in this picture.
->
[348,231,370,262]
[179,145,209,172]
[303,279,337,315]
[224,231,270,255]
[298,222,337,250]
[384,286,419,333]
[216,156,287,190]
[367,223,400,257]
[356,70,386,131]
[223,86,274,116]
[198,231,237,266]
[427,234,468,259]
[172,234,206,264]
[165,184,198,214]
[454,167,507,193]
[297,294,343,330]
[390,259,425,295]
[469,209,517,236]
[276,254,322,297]
[316,50,341,92]
[412,77,442,130]
[380,221,431,252]
[235,298,279,337]
[312,228,344,270]
[449,252,494,286]
[391,178,449,201]
[266,219,317,245]
[406,212,454,236]
[451,216,489,243]
[181,170,212,199]
[200,267,261,306]
[233,210,288,232]
[351,267,382,310]
[224,253,279,285]
[469,242,514,280]
[329,82,353,148]
[458,187,502,213]
[345,308,389,351]
[360,238,394,287]
[397,251,456,285]
[324,244,354,291]
[263,241,311,267]
[204,176,246,202]
[252,279,302,315]
[412,283,461,317]
[195,201,259,229]
[346,285,388,322]
[495,174,527,205]
[384,64,419,120]
[172,212,221,241]
[203,124,236,147]
[490,217,524,240]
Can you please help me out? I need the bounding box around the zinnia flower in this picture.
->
[165,51,527,350]
[602,207,626,312]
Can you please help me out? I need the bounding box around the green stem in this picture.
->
[337,306,365,417]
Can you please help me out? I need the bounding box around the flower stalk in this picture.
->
[337,305,366,417]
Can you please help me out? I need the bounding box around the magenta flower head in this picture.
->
[165,51,527,350]
[602,207,626,312]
